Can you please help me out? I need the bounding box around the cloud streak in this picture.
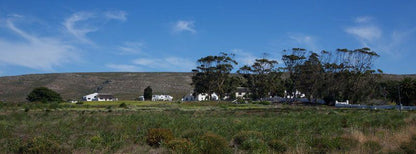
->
[63,10,127,44]
[345,16,415,56]
[63,12,97,44]
[173,20,196,33]
[132,57,195,71]
[0,16,78,70]
[345,25,382,44]
[106,64,140,72]
[118,41,145,55]
[288,33,319,51]
[105,10,127,21]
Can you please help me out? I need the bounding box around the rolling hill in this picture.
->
[0,72,414,103]
[0,72,193,102]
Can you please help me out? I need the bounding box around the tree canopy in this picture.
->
[144,86,153,101]
[26,87,62,103]
[192,52,238,100]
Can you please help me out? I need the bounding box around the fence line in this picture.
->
[335,104,416,110]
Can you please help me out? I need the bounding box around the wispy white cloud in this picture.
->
[133,57,195,71]
[118,41,145,55]
[63,12,97,44]
[0,16,78,70]
[104,10,127,21]
[345,16,416,56]
[345,25,382,44]
[288,33,319,51]
[63,10,127,44]
[173,20,196,33]
[355,16,373,23]
[106,64,141,72]
[231,49,258,66]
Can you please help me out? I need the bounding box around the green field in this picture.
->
[1,101,416,153]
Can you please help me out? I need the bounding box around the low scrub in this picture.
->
[167,138,193,153]
[146,128,174,147]
[363,140,382,153]
[268,139,287,153]
[197,132,231,154]
[8,136,69,153]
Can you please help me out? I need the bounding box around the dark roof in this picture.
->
[97,93,114,98]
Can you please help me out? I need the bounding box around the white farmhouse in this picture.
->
[182,92,219,101]
[152,95,173,101]
[235,87,249,99]
[284,90,306,99]
[82,93,117,101]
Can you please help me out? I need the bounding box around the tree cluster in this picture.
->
[191,48,401,105]
[380,78,416,106]
[27,87,62,103]
[282,48,381,104]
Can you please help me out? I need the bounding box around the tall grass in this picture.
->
[0,103,415,153]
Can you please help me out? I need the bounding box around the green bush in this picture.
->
[146,128,174,147]
[233,131,263,146]
[167,138,194,153]
[14,136,70,153]
[308,137,336,153]
[333,136,359,151]
[119,103,127,108]
[268,139,287,153]
[309,136,358,153]
[363,140,382,153]
[182,129,204,142]
[26,87,62,103]
[197,132,231,154]
[241,138,268,152]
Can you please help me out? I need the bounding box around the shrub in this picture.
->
[197,132,231,154]
[15,136,69,153]
[119,103,127,108]
[90,135,104,148]
[241,138,268,152]
[308,136,358,153]
[26,87,62,103]
[308,137,335,153]
[333,136,359,151]
[268,139,287,153]
[167,138,194,153]
[233,131,263,146]
[397,135,416,154]
[363,140,381,153]
[182,129,204,142]
[146,128,174,147]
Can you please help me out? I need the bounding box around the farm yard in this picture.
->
[0,101,416,153]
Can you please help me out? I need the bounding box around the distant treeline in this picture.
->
[191,48,416,105]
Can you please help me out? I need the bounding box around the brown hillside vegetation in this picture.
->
[0,72,415,103]
[0,72,193,102]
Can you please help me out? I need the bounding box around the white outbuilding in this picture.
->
[152,95,173,101]
[82,93,117,101]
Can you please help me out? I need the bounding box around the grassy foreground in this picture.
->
[0,101,416,153]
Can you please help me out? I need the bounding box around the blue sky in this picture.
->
[0,0,415,76]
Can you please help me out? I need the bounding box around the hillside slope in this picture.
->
[0,72,193,102]
[0,72,415,103]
